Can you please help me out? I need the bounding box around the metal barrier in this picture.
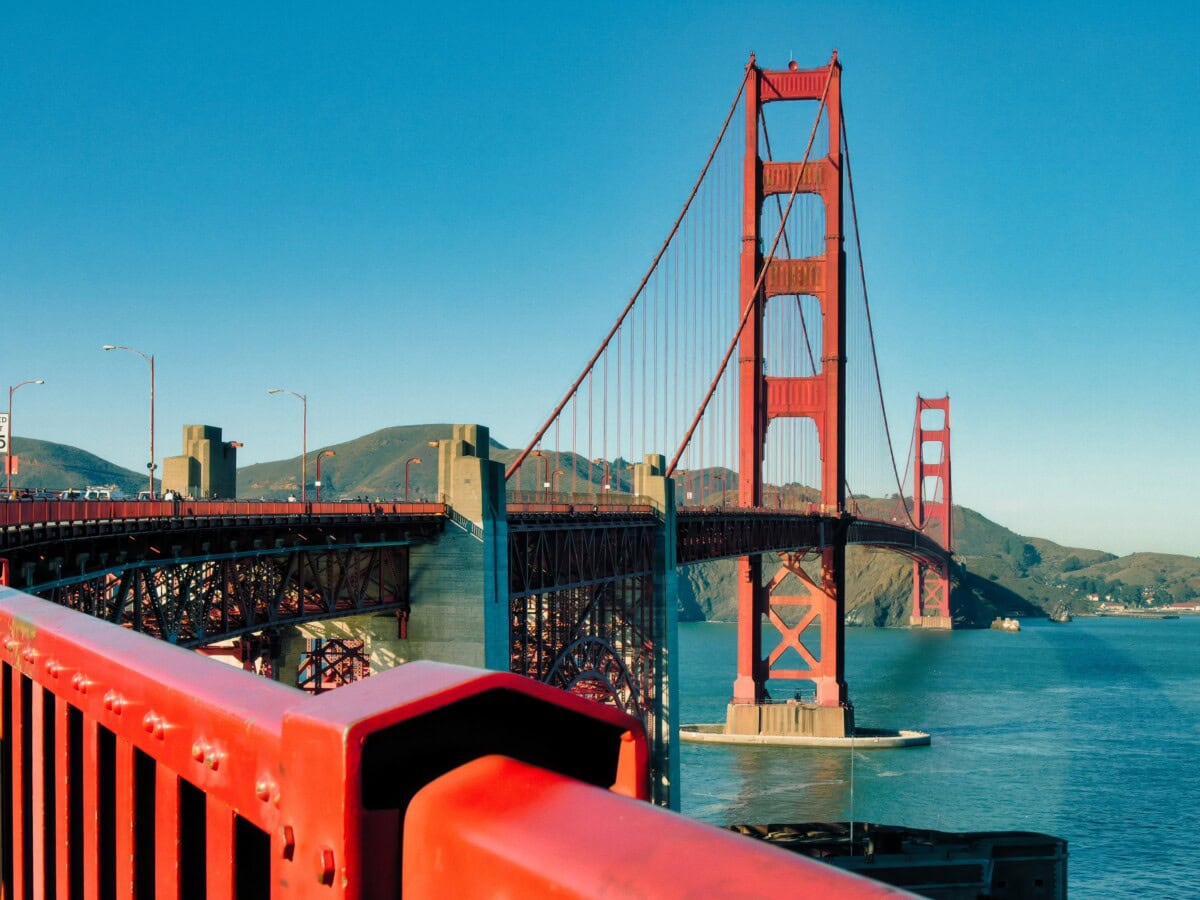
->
[0,587,909,898]
[0,499,446,530]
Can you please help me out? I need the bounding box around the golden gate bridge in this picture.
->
[0,53,953,897]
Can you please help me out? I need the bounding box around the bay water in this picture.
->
[677,616,1200,897]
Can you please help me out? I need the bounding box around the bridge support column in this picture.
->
[633,454,680,809]
[912,396,954,630]
[911,559,952,629]
[275,425,509,681]
[725,519,852,739]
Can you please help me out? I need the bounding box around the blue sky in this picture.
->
[2,2,1197,557]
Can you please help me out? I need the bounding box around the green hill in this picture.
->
[676,495,1199,626]
[1,437,152,495]
[237,424,482,501]
[14,427,1198,626]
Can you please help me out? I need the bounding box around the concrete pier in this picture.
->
[726,700,853,739]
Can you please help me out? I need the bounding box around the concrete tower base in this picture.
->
[910,614,953,630]
[725,701,853,739]
[679,701,930,749]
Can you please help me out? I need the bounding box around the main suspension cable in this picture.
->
[842,113,920,530]
[668,61,836,476]
[507,69,752,480]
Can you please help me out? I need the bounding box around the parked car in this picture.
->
[59,489,85,501]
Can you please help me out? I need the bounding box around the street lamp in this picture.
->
[5,379,44,494]
[551,468,566,497]
[713,473,726,509]
[530,450,550,501]
[592,458,611,491]
[268,389,307,502]
[404,457,422,501]
[673,470,694,506]
[315,450,336,503]
[103,345,155,498]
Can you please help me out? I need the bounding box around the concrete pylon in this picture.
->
[632,453,680,809]
[276,425,509,682]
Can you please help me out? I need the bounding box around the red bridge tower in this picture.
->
[912,394,953,628]
[729,52,852,738]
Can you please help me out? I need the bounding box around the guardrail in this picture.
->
[0,587,907,898]
[0,499,446,529]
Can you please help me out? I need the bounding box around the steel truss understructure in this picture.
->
[508,515,659,726]
[676,510,824,563]
[297,637,371,693]
[32,544,411,647]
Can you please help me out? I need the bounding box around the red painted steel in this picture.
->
[0,498,446,530]
[913,395,953,620]
[404,755,912,898]
[0,588,660,898]
[735,53,849,707]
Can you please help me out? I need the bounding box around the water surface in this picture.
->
[677,617,1200,897]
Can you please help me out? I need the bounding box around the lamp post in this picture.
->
[315,450,336,503]
[404,457,422,501]
[103,345,155,498]
[268,389,307,502]
[592,458,611,491]
[531,450,550,501]
[5,379,44,494]
[674,470,694,507]
[551,468,566,497]
[713,473,726,509]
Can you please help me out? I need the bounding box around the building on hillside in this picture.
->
[162,425,240,499]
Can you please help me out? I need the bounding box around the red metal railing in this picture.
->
[0,499,446,529]
[0,587,907,898]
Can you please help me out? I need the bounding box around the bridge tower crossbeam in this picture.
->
[730,53,851,737]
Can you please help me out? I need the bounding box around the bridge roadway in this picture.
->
[2,499,947,598]
[1,499,948,623]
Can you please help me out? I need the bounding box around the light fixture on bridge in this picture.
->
[5,379,45,495]
[315,449,336,502]
[268,388,308,502]
[591,458,612,491]
[103,344,155,498]
[404,457,422,502]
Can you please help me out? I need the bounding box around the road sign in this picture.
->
[0,413,8,454]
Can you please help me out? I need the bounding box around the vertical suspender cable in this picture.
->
[506,71,749,480]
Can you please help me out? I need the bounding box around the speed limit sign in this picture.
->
[0,413,8,454]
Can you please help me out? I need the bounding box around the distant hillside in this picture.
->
[1,437,152,495]
[676,492,1199,627]
[18,428,1199,628]
[237,424,491,500]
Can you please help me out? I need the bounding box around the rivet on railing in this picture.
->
[142,711,165,738]
[4,638,18,654]
[191,739,208,763]
[319,848,336,885]
[45,659,63,678]
[71,672,90,694]
[21,647,37,663]
[255,777,275,802]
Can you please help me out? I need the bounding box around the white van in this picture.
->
[83,487,112,501]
